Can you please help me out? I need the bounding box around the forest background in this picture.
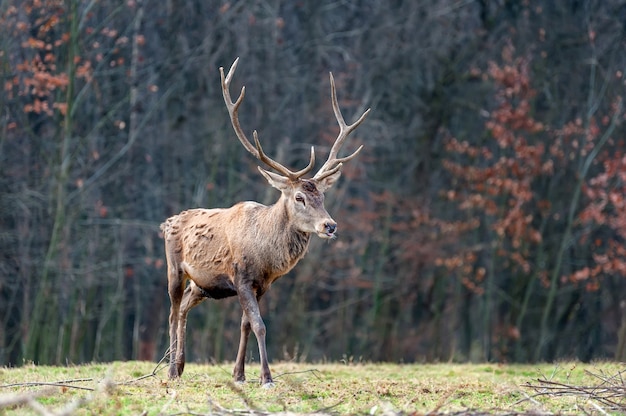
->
[2,0,626,368]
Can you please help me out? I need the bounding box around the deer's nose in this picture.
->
[324,222,337,235]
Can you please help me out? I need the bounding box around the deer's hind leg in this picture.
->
[233,311,251,383]
[167,262,185,379]
[173,281,206,377]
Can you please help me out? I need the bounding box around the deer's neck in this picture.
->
[260,198,311,272]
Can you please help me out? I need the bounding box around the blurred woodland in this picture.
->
[2,0,626,367]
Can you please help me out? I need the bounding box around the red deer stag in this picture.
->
[161,58,369,386]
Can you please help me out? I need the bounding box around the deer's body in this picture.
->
[162,202,311,296]
[163,58,369,386]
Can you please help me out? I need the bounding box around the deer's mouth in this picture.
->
[318,230,337,239]
[317,222,337,239]
[317,232,337,240]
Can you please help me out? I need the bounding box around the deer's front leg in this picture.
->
[236,286,273,386]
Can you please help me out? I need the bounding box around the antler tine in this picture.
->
[220,57,316,180]
[220,58,259,158]
[313,72,370,181]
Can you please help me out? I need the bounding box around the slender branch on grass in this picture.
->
[316,397,347,414]
[226,380,257,410]
[522,368,626,413]
[273,368,323,381]
[118,348,170,385]
[512,389,544,409]
[0,380,94,391]
[0,378,107,415]
[210,357,234,377]
[589,400,609,416]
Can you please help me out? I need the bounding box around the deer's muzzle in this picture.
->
[319,221,337,239]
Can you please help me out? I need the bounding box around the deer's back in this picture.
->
[161,203,311,292]
[161,208,235,278]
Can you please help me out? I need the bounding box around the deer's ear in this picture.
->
[314,170,341,192]
[258,166,290,191]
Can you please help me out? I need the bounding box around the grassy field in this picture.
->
[0,360,624,415]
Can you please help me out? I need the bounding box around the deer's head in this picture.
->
[259,172,338,238]
[220,58,370,239]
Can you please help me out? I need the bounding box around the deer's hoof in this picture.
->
[261,381,275,389]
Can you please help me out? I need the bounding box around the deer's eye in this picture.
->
[295,194,305,205]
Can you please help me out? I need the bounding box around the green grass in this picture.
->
[0,360,624,415]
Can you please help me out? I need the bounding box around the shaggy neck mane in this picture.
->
[262,195,311,264]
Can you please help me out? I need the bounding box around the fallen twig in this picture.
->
[0,379,94,391]
[522,368,626,413]
[118,348,170,384]
[274,368,323,381]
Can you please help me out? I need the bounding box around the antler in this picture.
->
[220,58,315,180]
[313,73,370,181]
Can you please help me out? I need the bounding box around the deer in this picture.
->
[160,58,370,387]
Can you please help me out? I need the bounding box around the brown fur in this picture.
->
[163,58,369,386]
[162,179,338,384]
